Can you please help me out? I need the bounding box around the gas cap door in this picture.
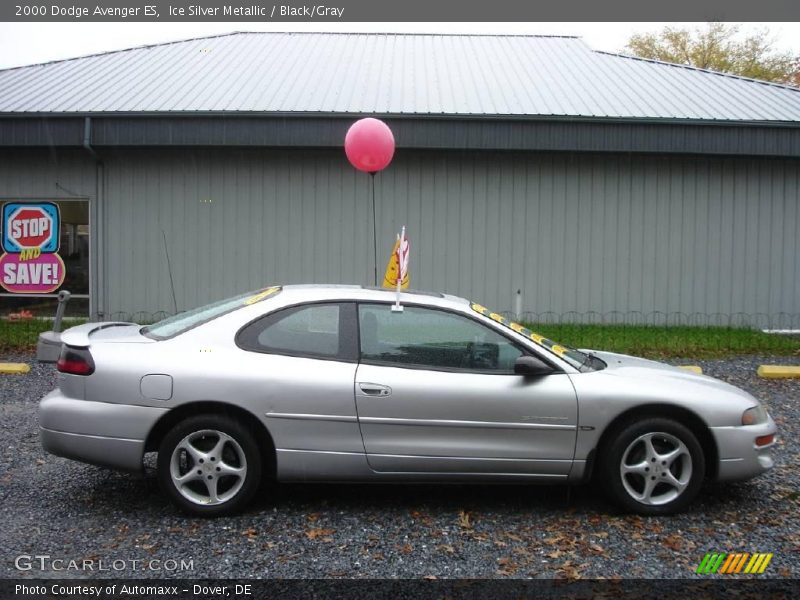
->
[140,374,173,400]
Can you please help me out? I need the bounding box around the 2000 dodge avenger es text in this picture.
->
[39,285,777,516]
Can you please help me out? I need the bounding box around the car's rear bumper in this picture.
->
[39,390,168,472]
[710,415,778,482]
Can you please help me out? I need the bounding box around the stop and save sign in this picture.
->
[1,202,65,294]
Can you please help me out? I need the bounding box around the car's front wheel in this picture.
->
[157,415,262,517]
[602,417,705,515]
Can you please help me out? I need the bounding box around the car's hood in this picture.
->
[585,350,751,398]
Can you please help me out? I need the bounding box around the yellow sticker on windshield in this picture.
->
[529,332,545,344]
[471,300,572,360]
[244,286,281,306]
[471,303,488,315]
[509,322,526,334]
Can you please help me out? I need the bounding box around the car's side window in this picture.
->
[358,304,524,373]
[238,302,355,361]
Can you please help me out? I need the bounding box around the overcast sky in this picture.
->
[0,22,799,69]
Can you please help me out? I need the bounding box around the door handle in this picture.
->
[358,382,392,397]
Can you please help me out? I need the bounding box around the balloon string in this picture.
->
[371,172,377,287]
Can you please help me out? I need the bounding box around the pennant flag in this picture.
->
[382,229,409,289]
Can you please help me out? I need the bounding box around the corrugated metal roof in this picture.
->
[1,32,799,122]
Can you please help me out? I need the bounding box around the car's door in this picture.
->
[235,302,363,457]
[354,303,578,476]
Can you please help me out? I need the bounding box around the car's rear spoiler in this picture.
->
[60,322,137,348]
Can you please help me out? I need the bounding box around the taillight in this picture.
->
[57,346,95,376]
[755,434,775,447]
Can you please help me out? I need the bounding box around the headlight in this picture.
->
[742,405,767,426]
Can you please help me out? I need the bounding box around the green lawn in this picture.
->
[0,319,87,353]
[1,319,797,359]
[526,323,800,359]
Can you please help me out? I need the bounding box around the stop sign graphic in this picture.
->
[2,202,60,253]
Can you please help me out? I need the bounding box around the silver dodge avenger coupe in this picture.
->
[40,285,777,516]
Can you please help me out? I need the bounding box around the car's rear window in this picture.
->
[142,286,281,339]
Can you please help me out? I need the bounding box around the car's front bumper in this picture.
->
[710,414,778,481]
[39,390,168,472]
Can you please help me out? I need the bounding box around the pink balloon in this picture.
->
[344,118,395,173]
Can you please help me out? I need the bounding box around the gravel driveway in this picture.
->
[1,354,797,579]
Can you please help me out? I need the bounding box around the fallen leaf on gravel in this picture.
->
[589,543,605,554]
[306,513,320,522]
[35,459,45,465]
[277,553,301,563]
[662,534,683,551]
[496,557,518,576]
[372,553,384,561]
[547,549,565,559]
[594,531,609,539]
[555,560,582,580]
[436,544,455,554]
[544,534,565,545]
[410,510,434,526]
[242,527,257,538]
[505,533,524,542]
[458,511,473,529]
[625,516,645,529]
[397,543,413,554]
[305,528,335,541]
[493,540,507,548]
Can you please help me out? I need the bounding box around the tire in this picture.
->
[601,417,705,515]
[157,414,262,517]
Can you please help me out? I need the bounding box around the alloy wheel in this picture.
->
[169,429,247,506]
[619,431,692,506]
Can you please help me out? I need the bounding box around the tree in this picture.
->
[625,23,799,87]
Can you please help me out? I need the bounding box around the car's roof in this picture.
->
[271,284,470,307]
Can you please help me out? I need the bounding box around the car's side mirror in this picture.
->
[514,355,556,377]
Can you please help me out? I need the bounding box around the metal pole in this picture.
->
[53,290,71,333]
[370,172,377,286]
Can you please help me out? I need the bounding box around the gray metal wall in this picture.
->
[1,147,798,320]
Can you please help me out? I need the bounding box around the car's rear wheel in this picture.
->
[157,415,262,517]
[601,417,705,515]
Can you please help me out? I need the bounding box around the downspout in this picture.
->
[82,117,99,160]
[82,117,104,320]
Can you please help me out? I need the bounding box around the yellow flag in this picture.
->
[382,235,409,289]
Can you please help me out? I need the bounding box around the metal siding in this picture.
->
[0,148,798,321]
[1,33,800,122]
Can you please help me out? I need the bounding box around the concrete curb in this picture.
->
[0,363,31,374]
[757,365,800,379]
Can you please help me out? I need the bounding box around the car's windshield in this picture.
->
[470,302,605,372]
[142,286,281,339]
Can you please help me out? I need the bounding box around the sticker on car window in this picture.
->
[243,286,281,306]
[470,301,574,360]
